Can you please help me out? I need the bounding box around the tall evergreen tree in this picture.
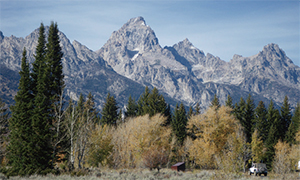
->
[46,22,65,166]
[31,53,53,173]
[163,104,172,126]
[264,100,280,169]
[285,103,300,144]
[84,92,99,124]
[0,97,9,160]
[76,93,85,115]
[45,21,64,103]
[264,124,277,169]
[171,103,188,145]
[7,49,35,175]
[245,94,255,142]
[137,86,150,116]
[254,101,268,141]
[188,106,193,119]
[279,95,292,140]
[225,94,234,109]
[195,102,201,115]
[31,23,46,96]
[266,100,281,140]
[101,93,118,126]
[234,97,250,141]
[210,94,220,109]
[233,97,245,122]
[136,86,170,123]
[125,95,137,118]
[147,87,167,116]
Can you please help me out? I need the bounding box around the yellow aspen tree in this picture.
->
[112,114,172,168]
[273,140,291,174]
[87,124,113,167]
[187,106,243,169]
[251,129,264,163]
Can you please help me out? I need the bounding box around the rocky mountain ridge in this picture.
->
[1,16,299,110]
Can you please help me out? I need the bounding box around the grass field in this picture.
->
[0,168,299,180]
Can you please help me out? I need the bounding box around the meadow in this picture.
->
[1,168,299,180]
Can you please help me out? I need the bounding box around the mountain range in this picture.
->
[1,16,300,111]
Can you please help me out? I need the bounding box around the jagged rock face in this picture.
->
[0,28,147,110]
[97,17,196,103]
[1,16,300,110]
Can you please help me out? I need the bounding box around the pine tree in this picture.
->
[101,93,118,126]
[45,22,65,166]
[163,104,172,126]
[210,94,220,109]
[31,23,46,96]
[285,103,300,144]
[171,103,188,145]
[84,92,98,123]
[0,97,9,162]
[279,96,292,140]
[234,97,247,140]
[245,94,255,142]
[264,100,280,169]
[225,94,234,109]
[125,95,137,118]
[7,48,35,175]
[45,21,64,103]
[254,101,268,141]
[76,93,85,115]
[147,87,167,117]
[266,100,281,140]
[195,102,201,115]
[137,86,150,116]
[188,106,193,119]
[31,54,53,173]
[264,124,277,169]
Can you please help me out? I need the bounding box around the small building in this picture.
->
[171,162,185,172]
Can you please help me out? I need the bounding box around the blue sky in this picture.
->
[1,0,299,66]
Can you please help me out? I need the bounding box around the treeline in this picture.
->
[0,22,300,176]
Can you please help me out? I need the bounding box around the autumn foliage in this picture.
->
[186,106,246,171]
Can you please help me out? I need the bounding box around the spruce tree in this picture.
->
[125,95,137,118]
[31,23,46,96]
[266,100,281,140]
[254,101,268,141]
[264,124,277,169]
[0,97,9,159]
[76,93,85,115]
[45,21,64,102]
[147,87,167,117]
[84,92,99,124]
[210,94,220,109]
[264,100,280,169]
[279,95,292,140]
[46,22,65,166]
[225,94,234,109]
[188,106,193,119]
[163,104,172,126]
[7,49,35,175]
[195,102,201,115]
[234,98,247,140]
[285,103,300,144]
[137,86,150,116]
[171,103,188,145]
[245,94,255,142]
[101,93,118,126]
[31,54,52,173]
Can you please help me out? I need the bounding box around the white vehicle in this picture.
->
[249,163,268,176]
